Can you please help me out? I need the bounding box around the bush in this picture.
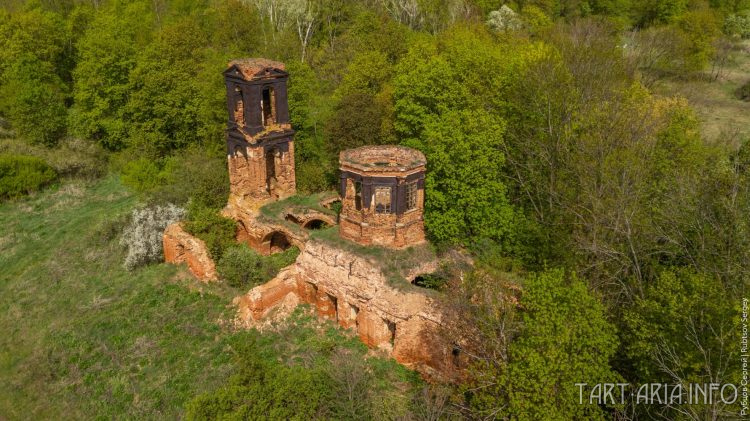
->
[217,245,264,287]
[117,146,229,207]
[218,244,299,288]
[737,79,750,101]
[487,6,522,32]
[725,11,750,39]
[0,138,107,180]
[120,203,185,270]
[120,157,169,193]
[183,204,236,261]
[0,154,57,199]
[151,147,229,209]
[184,339,332,420]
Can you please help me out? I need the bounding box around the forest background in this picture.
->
[0,0,749,419]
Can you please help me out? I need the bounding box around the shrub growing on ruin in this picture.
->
[120,203,185,270]
[217,245,264,287]
[0,154,57,200]
[183,204,236,261]
[218,245,300,288]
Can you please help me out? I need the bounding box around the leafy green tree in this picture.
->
[67,1,154,150]
[416,109,518,243]
[393,26,540,244]
[123,17,212,157]
[0,5,72,145]
[0,55,68,146]
[622,269,741,419]
[472,269,620,420]
[0,5,72,83]
[676,9,722,72]
[631,0,689,26]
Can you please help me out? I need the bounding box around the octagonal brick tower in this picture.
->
[224,58,296,207]
[339,145,426,248]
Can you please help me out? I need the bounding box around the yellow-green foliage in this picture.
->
[217,245,299,288]
[0,154,56,199]
[677,10,722,72]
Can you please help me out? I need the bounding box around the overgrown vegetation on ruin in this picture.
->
[1,0,748,419]
[257,192,339,235]
[310,226,441,291]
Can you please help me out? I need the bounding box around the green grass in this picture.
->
[0,176,240,419]
[0,176,420,419]
[654,40,750,144]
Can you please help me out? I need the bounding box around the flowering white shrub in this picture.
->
[487,5,522,32]
[120,203,185,270]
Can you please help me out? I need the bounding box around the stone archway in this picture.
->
[302,219,329,230]
[264,231,291,254]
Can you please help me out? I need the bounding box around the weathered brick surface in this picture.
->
[228,141,296,205]
[163,223,218,282]
[338,146,426,248]
[234,239,458,380]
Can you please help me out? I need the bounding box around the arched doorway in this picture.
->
[265,231,290,254]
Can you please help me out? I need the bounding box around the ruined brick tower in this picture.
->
[339,145,426,248]
[224,59,296,207]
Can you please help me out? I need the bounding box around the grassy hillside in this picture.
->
[0,176,422,419]
[0,176,242,418]
[656,39,750,143]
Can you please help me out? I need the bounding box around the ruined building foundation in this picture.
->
[233,240,459,379]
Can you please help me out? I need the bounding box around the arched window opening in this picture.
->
[234,86,244,126]
[266,148,278,192]
[349,303,359,326]
[412,273,448,291]
[354,181,362,211]
[386,320,396,346]
[261,86,275,126]
[452,344,462,367]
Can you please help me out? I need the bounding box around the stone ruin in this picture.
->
[225,58,296,206]
[163,58,463,380]
[339,145,426,248]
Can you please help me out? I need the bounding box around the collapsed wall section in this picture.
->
[163,223,218,282]
[234,239,459,380]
